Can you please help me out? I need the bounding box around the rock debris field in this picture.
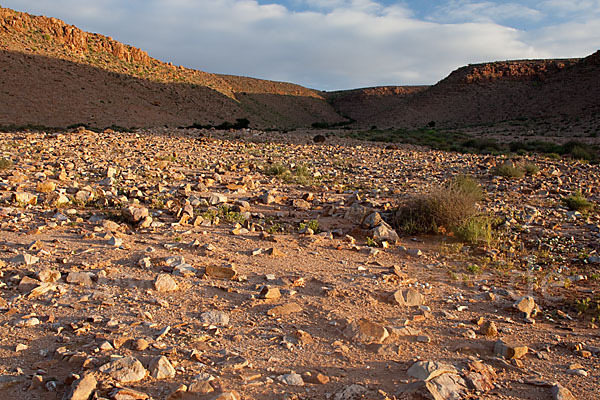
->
[0,128,599,400]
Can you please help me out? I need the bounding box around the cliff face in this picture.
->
[0,7,151,64]
[450,59,580,84]
[0,7,344,129]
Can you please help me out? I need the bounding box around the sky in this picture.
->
[1,0,599,90]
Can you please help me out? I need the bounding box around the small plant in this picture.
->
[523,162,540,176]
[218,205,246,224]
[455,216,493,245]
[466,264,482,274]
[0,158,12,170]
[562,191,594,212]
[366,237,377,247]
[265,162,291,177]
[299,219,320,233]
[494,163,525,179]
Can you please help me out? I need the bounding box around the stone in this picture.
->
[11,253,39,266]
[551,384,576,400]
[259,286,281,299]
[344,203,370,225]
[343,319,389,344]
[463,361,497,392]
[13,191,37,205]
[303,371,330,385]
[36,180,56,193]
[390,288,424,307]
[62,374,97,400]
[333,384,367,400]
[38,269,61,283]
[372,222,399,243]
[99,356,147,383]
[277,373,304,386]
[66,271,94,286]
[494,339,528,360]
[479,321,498,337]
[267,302,302,317]
[313,134,326,143]
[154,274,178,292]
[427,372,467,400]
[18,276,40,292]
[362,212,382,229]
[209,392,241,400]
[122,205,149,224]
[199,310,229,326]
[209,193,227,205]
[292,199,311,210]
[149,356,176,380]
[407,361,457,381]
[513,296,537,317]
[205,264,238,280]
[109,388,149,400]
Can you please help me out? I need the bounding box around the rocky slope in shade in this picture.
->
[0,6,343,129]
[329,54,600,133]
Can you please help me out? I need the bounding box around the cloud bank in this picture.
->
[2,0,599,90]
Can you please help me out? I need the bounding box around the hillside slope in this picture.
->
[0,6,343,129]
[330,54,600,134]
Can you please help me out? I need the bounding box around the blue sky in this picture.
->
[2,1,599,90]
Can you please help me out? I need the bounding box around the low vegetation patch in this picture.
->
[392,175,491,244]
[562,191,594,212]
[0,158,13,170]
[184,118,250,130]
[493,162,526,179]
[345,128,600,162]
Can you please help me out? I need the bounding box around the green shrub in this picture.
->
[265,163,291,177]
[393,183,479,235]
[562,191,594,212]
[523,162,540,176]
[299,219,320,233]
[0,158,12,170]
[448,175,483,201]
[494,163,525,179]
[455,216,493,245]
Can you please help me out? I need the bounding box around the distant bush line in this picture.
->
[183,118,250,130]
[0,123,136,133]
[311,119,355,129]
[346,128,599,162]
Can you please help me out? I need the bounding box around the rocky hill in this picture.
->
[0,6,343,129]
[330,54,600,135]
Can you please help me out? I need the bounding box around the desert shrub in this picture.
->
[523,162,540,176]
[562,191,594,212]
[265,163,291,177]
[0,158,12,170]
[393,181,480,235]
[448,175,483,201]
[494,163,525,179]
[455,216,493,245]
[299,219,320,233]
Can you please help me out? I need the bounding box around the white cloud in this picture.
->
[1,0,599,90]
[429,1,542,24]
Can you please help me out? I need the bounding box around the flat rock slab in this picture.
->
[63,374,97,400]
[343,319,389,344]
[200,310,230,326]
[99,356,147,383]
[267,302,302,317]
[407,360,458,381]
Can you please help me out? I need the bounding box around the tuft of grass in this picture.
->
[455,216,493,245]
[562,191,594,212]
[494,162,525,179]
[299,219,320,233]
[393,178,481,235]
[0,158,13,170]
[523,162,540,176]
[448,174,483,201]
